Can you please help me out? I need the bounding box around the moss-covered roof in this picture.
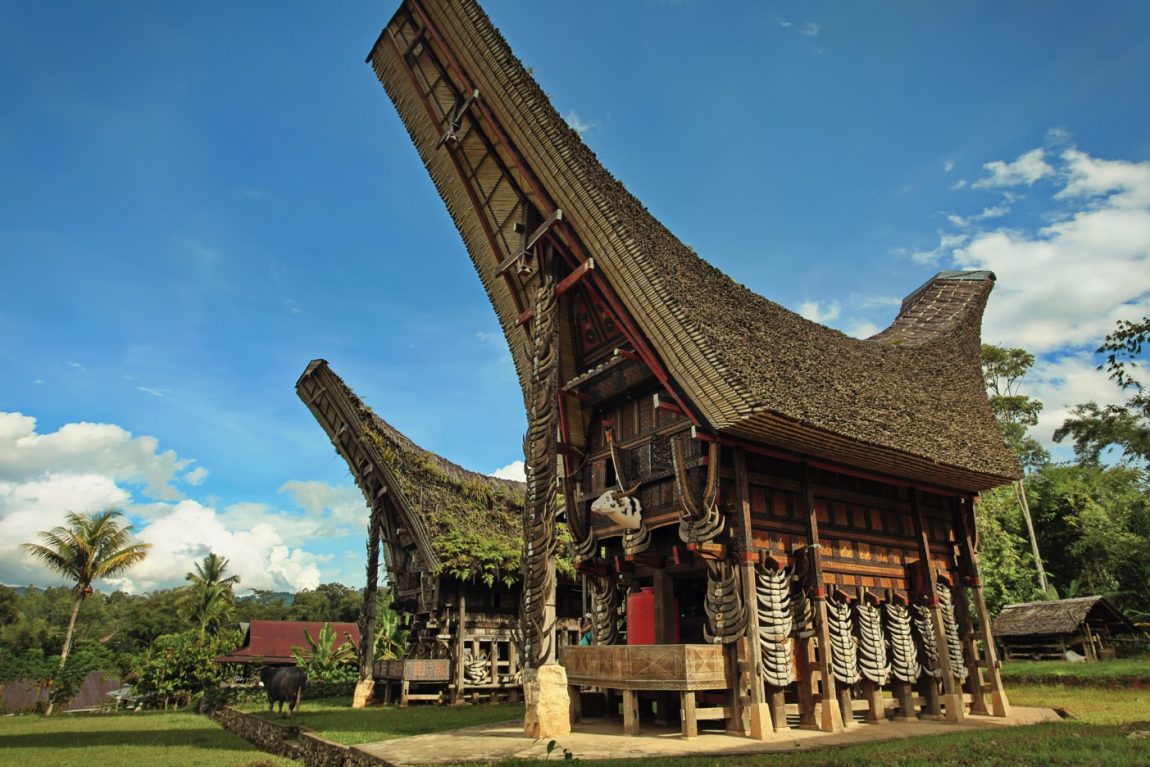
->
[368,0,1021,492]
[297,359,532,587]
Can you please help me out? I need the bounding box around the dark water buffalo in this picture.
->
[260,666,307,718]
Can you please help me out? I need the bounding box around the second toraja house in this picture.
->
[367,0,1020,737]
[297,360,580,703]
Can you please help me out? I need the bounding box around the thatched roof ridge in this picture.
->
[992,596,1139,638]
[297,359,526,585]
[369,0,1020,491]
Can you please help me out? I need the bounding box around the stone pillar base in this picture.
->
[940,693,965,722]
[352,678,375,709]
[991,690,1011,718]
[523,664,572,738]
[746,702,775,740]
[815,698,844,732]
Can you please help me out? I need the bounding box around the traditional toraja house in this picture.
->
[365,0,1021,739]
[993,596,1145,661]
[296,360,581,706]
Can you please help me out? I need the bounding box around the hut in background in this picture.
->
[993,596,1144,661]
[297,360,580,705]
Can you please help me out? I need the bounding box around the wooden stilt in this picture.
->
[960,495,1011,717]
[735,447,775,741]
[861,680,887,724]
[769,687,789,731]
[837,684,855,727]
[795,638,817,727]
[622,689,640,735]
[891,680,915,721]
[910,489,963,722]
[801,463,843,733]
[681,691,698,739]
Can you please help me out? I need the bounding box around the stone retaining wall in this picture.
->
[209,707,383,767]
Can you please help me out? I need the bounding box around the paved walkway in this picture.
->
[354,707,1061,766]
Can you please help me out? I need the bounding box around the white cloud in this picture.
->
[1025,351,1130,456]
[183,466,209,486]
[564,110,596,136]
[943,160,955,174]
[851,294,902,310]
[136,386,169,398]
[0,412,349,593]
[947,214,967,227]
[797,300,841,324]
[802,22,820,37]
[911,231,968,264]
[951,179,968,190]
[279,480,367,526]
[971,147,1055,189]
[953,148,1150,353]
[0,412,188,501]
[475,330,502,344]
[844,320,880,339]
[779,19,792,28]
[491,460,526,482]
[66,361,86,372]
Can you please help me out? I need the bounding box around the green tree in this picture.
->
[291,622,359,684]
[1056,316,1150,469]
[178,553,240,636]
[289,583,361,623]
[19,509,150,714]
[132,629,242,708]
[980,344,1050,594]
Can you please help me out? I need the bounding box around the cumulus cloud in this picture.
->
[971,147,1055,189]
[491,460,526,482]
[0,411,355,593]
[1024,351,1130,454]
[798,300,841,324]
[564,110,596,136]
[953,147,1150,352]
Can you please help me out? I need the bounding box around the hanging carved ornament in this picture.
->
[935,582,969,682]
[884,602,921,683]
[755,562,796,687]
[912,604,942,679]
[519,270,559,668]
[622,521,651,556]
[463,649,491,685]
[704,560,747,645]
[672,436,724,544]
[826,595,860,686]
[790,549,815,639]
[590,485,642,530]
[855,600,891,686]
[588,573,620,646]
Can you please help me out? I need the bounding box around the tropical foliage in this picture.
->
[291,622,359,684]
[19,508,149,713]
[178,553,241,636]
[132,629,242,709]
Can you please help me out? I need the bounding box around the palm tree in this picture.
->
[179,552,240,636]
[20,508,150,714]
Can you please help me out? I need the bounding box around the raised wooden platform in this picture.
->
[561,644,731,738]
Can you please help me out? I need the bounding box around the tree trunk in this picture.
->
[46,592,85,716]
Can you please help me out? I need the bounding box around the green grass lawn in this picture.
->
[236,697,526,745]
[0,709,294,767]
[4,659,1149,767]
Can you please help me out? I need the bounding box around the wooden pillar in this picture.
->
[800,462,843,732]
[453,586,466,704]
[910,489,963,721]
[653,567,676,726]
[355,502,384,707]
[794,638,817,727]
[735,447,774,740]
[959,495,1010,717]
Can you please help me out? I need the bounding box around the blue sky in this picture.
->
[2,1,1148,594]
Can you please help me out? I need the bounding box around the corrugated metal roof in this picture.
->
[215,620,361,664]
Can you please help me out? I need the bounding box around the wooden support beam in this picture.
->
[555,258,595,295]
[454,585,466,704]
[653,392,684,414]
[436,88,480,149]
[496,209,565,278]
[736,447,774,740]
[958,495,1011,717]
[800,462,843,733]
[910,489,963,722]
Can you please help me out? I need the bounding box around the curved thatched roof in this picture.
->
[297,359,526,586]
[368,0,1020,491]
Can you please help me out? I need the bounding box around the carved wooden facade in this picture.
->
[296,360,579,704]
[367,0,1019,734]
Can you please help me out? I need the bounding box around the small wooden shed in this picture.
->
[993,596,1142,661]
